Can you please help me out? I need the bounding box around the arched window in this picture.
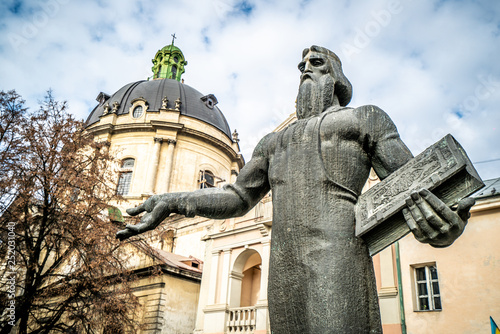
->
[132,105,143,118]
[157,64,162,78]
[117,158,135,195]
[199,170,215,189]
[171,65,177,79]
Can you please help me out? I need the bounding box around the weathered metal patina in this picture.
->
[117,46,480,333]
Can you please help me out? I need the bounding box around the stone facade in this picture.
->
[85,44,244,333]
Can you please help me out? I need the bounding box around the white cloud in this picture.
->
[0,0,499,179]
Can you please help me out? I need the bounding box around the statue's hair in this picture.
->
[302,45,352,106]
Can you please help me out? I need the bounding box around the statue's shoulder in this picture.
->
[352,104,399,137]
[319,105,393,126]
[353,104,389,117]
[252,132,278,158]
[352,104,396,126]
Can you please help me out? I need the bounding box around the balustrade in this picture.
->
[226,307,256,333]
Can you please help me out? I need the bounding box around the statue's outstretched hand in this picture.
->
[402,189,475,248]
[116,195,173,241]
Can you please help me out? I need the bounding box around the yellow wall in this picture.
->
[132,274,201,334]
[86,92,244,334]
[398,197,500,334]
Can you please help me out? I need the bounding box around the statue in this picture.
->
[102,102,111,115]
[117,46,475,333]
[112,100,120,113]
[161,96,169,109]
[232,129,239,143]
[174,97,182,111]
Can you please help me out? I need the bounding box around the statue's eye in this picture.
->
[298,62,305,73]
[311,58,324,66]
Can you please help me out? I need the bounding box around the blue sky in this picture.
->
[1,0,499,180]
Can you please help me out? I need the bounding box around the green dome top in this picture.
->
[160,44,182,53]
[151,41,187,81]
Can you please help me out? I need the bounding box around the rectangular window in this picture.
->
[413,264,442,311]
[116,172,132,195]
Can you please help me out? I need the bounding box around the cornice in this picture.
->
[181,127,244,168]
[86,119,244,168]
[207,221,272,241]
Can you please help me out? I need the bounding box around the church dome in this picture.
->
[84,40,243,217]
[85,79,232,138]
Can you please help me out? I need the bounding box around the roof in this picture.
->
[472,177,500,199]
[160,44,183,53]
[85,79,232,138]
[152,248,203,274]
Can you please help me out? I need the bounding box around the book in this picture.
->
[355,134,484,256]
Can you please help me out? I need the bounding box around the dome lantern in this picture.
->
[152,34,187,81]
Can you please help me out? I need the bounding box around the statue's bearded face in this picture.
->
[298,51,330,84]
[296,51,338,119]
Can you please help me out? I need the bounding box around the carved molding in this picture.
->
[130,282,166,293]
[229,271,244,280]
[182,127,245,168]
[86,120,244,168]
[378,287,398,298]
[258,224,270,237]
[203,304,228,313]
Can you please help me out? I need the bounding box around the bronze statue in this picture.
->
[117,46,474,333]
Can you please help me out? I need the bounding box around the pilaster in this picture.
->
[145,137,163,194]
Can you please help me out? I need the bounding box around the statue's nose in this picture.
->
[304,60,313,72]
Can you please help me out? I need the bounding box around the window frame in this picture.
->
[171,65,177,79]
[199,170,216,189]
[412,263,442,312]
[132,105,143,118]
[116,158,135,196]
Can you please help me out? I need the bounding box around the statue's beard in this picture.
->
[296,75,336,119]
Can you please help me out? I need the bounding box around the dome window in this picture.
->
[96,92,110,106]
[132,105,143,118]
[206,98,214,108]
[171,65,177,79]
[201,94,218,109]
[173,56,179,63]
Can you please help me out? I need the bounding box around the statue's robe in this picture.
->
[229,105,412,333]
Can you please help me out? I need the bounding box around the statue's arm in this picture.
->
[365,105,413,179]
[367,105,474,247]
[116,135,272,240]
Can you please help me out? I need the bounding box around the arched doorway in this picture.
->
[240,252,262,307]
[227,249,262,333]
[229,249,262,307]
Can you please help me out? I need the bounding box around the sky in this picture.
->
[1,0,499,181]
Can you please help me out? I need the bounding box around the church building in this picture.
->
[84,41,273,333]
[84,42,500,334]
